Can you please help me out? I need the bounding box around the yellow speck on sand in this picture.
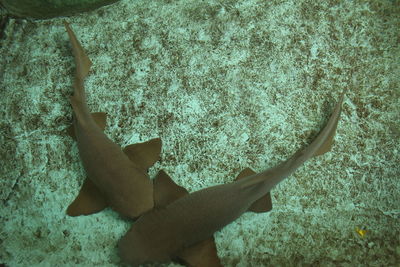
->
[356,227,367,238]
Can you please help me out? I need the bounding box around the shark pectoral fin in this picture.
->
[153,170,188,208]
[66,178,108,216]
[235,168,273,213]
[66,112,107,140]
[176,237,222,267]
[123,138,162,170]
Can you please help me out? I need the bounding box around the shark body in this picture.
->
[63,20,344,267]
[64,22,160,219]
[118,92,344,266]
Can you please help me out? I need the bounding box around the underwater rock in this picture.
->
[0,0,119,19]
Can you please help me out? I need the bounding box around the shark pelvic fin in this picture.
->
[176,237,222,267]
[67,112,107,140]
[235,168,273,213]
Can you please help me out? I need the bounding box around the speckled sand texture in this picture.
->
[1,0,399,266]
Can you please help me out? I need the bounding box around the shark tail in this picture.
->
[64,21,92,123]
[239,91,345,191]
[311,92,344,156]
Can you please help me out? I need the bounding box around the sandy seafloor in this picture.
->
[0,0,399,266]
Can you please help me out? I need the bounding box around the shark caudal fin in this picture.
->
[64,21,92,89]
[235,168,273,213]
[312,91,345,156]
[239,92,345,191]
[64,21,93,124]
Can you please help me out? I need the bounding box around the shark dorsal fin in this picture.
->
[123,138,162,170]
[153,170,188,208]
[66,178,108,216]
[235,168,273,213]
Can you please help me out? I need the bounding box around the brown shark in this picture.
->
[118,92,345,266]
[64,21,159,219]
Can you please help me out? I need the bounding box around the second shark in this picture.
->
[64,21,160,219]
